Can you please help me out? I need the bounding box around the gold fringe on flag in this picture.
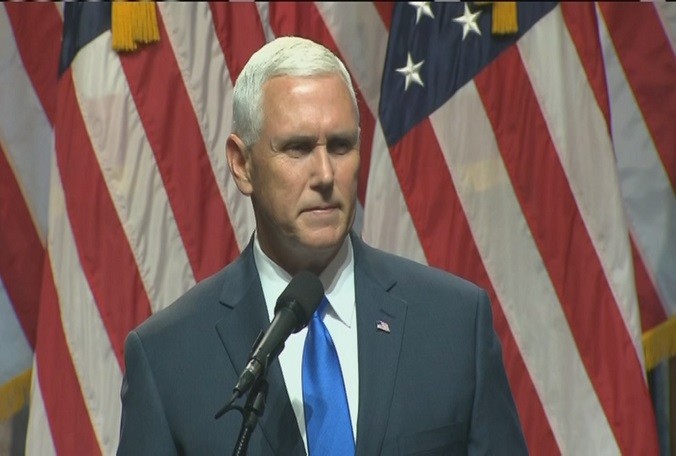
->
[491,2,518,35]
[0,369,31,421]
[474,2,518,35]
[111,1,160,52]
[643,316,676,371]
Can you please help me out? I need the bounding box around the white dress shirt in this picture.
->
[253,234,359,452]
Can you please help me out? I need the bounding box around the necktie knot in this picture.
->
[314,296,329,320]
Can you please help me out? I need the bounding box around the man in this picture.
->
[118,36,527,455]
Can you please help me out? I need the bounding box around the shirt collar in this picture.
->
[253,233,356,328]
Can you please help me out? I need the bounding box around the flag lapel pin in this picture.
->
[376,320,391,333]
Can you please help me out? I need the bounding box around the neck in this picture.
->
[256,233,350,278]
[287,246,340,277]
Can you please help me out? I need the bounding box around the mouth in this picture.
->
[303,204,340,214]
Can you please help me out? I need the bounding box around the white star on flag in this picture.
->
[453,3,482,40]
[396,53,425,91]
[409,2,435,24]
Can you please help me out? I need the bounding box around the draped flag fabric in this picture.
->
[0,2,673,454]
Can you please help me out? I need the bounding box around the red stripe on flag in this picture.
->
[560,3,610,130]
[599,3,676,190]
[0,147,42,348]
[373,2,394,31]
[118,13,240,281]
[268,3,376,205]
[55,70,152,368]
[474,46,659,455]
[631,235,667,332]
[4,3,61,126]
[209,3,267,84]
[389,122,560,455]
[36,259,100,456]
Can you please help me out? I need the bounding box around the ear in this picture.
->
[226,134,253,196]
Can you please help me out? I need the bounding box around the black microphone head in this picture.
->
[275,270,324,333]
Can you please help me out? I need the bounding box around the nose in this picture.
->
[311,146,335,189]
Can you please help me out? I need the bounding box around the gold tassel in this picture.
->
[642,316,676,371]
[112,1,160,52]
[473,2,518,35]
[0,369,31,420]
[492,2,518,35]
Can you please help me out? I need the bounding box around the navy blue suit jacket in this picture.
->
[118,234,527,455]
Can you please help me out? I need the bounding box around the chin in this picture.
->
[299,229,347,252]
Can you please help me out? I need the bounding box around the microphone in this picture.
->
[232,270,324,398]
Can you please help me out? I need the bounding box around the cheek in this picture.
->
[251,160,286,195]
[257,169,303,210]
[337,157,360,191]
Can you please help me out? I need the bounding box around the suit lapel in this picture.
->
[352,237,408,456]
[214,243,304,455]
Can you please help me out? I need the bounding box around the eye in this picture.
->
[281,141,315,157]
[327,138,356,155]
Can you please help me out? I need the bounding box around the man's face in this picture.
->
[244,74,360,273]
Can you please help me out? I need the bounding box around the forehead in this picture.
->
[260,74,357,123]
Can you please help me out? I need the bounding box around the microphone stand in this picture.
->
[232,377,269,456]
[215,374,269,456]
[215,330,274,456]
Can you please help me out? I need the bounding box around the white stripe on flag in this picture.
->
[25,363,57,456]
[254,3,276,44]
[47,159,122,455]
[314,2,389,116]
[362,121,428,265]
[654,3,676,50]
[0,6,52,243]
[159,3,256,250]
[518,6,644,360]
[72,32,196,313]
[54,2,64,21]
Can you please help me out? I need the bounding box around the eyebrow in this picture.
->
[272,135,318,148]
[327,131,360,144]
[271,131,359,148]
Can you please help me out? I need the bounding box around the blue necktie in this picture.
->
[302,296,355,456]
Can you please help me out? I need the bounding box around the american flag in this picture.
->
[0,3,673,454]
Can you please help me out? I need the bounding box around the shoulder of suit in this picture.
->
[131,260,237,340]
[356,238,484,302]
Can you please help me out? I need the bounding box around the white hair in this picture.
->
[231,36,359,147]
